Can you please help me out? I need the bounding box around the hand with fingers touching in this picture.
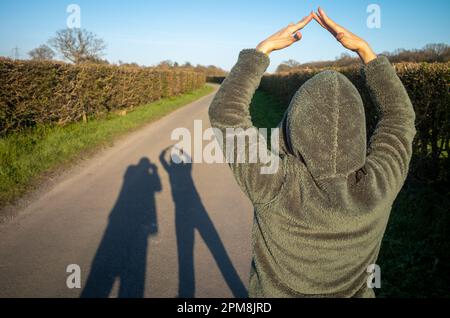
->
[256,13,314,56]
[313,7,377,64]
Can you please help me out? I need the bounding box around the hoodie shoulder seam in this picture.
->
[333,76,340,175]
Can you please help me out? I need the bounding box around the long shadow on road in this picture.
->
[81,157,161,298]
[81,150,247,298]
[160,148,247,298]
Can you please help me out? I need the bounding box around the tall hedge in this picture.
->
[0,58,206,134]
[259,61,450,183]
[206,76,226,84]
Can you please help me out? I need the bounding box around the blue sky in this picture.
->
[1,0,449,72]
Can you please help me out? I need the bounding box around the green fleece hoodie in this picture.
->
[208,49,416,298]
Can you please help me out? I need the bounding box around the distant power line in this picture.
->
[12,46,20,60]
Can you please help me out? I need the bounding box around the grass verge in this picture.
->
[0,85,214,207]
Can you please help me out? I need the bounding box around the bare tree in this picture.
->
[284,59,301,68]
[157,60,174,69]
[49,29,106,64]
[28,44,55,61]
[424,43,450,61]
[276,59,301,73]
[424,43,448,56]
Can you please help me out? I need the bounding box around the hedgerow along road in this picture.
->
[0,85,253,298]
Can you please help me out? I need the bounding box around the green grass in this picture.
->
[376,181,450,298]
[0,85,214,207]
[250,89,450,298]
[250,90,287,130]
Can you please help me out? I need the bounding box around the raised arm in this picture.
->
[313,7,377,65]
[208,49,269,132]
[314,7,416,196]
[208,14,313,204]
[159,147,171,171]
[362,57,416,195]
[208,51,280,205]
[209,13,314,130]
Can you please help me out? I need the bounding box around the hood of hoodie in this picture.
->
[281,70,367,180]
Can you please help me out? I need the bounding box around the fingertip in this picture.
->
[312,12,325,27]
[318,7,326,16]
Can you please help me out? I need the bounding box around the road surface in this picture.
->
[0,86,254,298]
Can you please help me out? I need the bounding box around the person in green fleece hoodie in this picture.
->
[208,8,416,298]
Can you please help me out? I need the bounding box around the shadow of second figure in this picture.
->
[81,157,161,298]
[160,148,247,298]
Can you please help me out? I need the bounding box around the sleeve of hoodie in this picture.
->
[208,49,286,205]
[362,56,416,198]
